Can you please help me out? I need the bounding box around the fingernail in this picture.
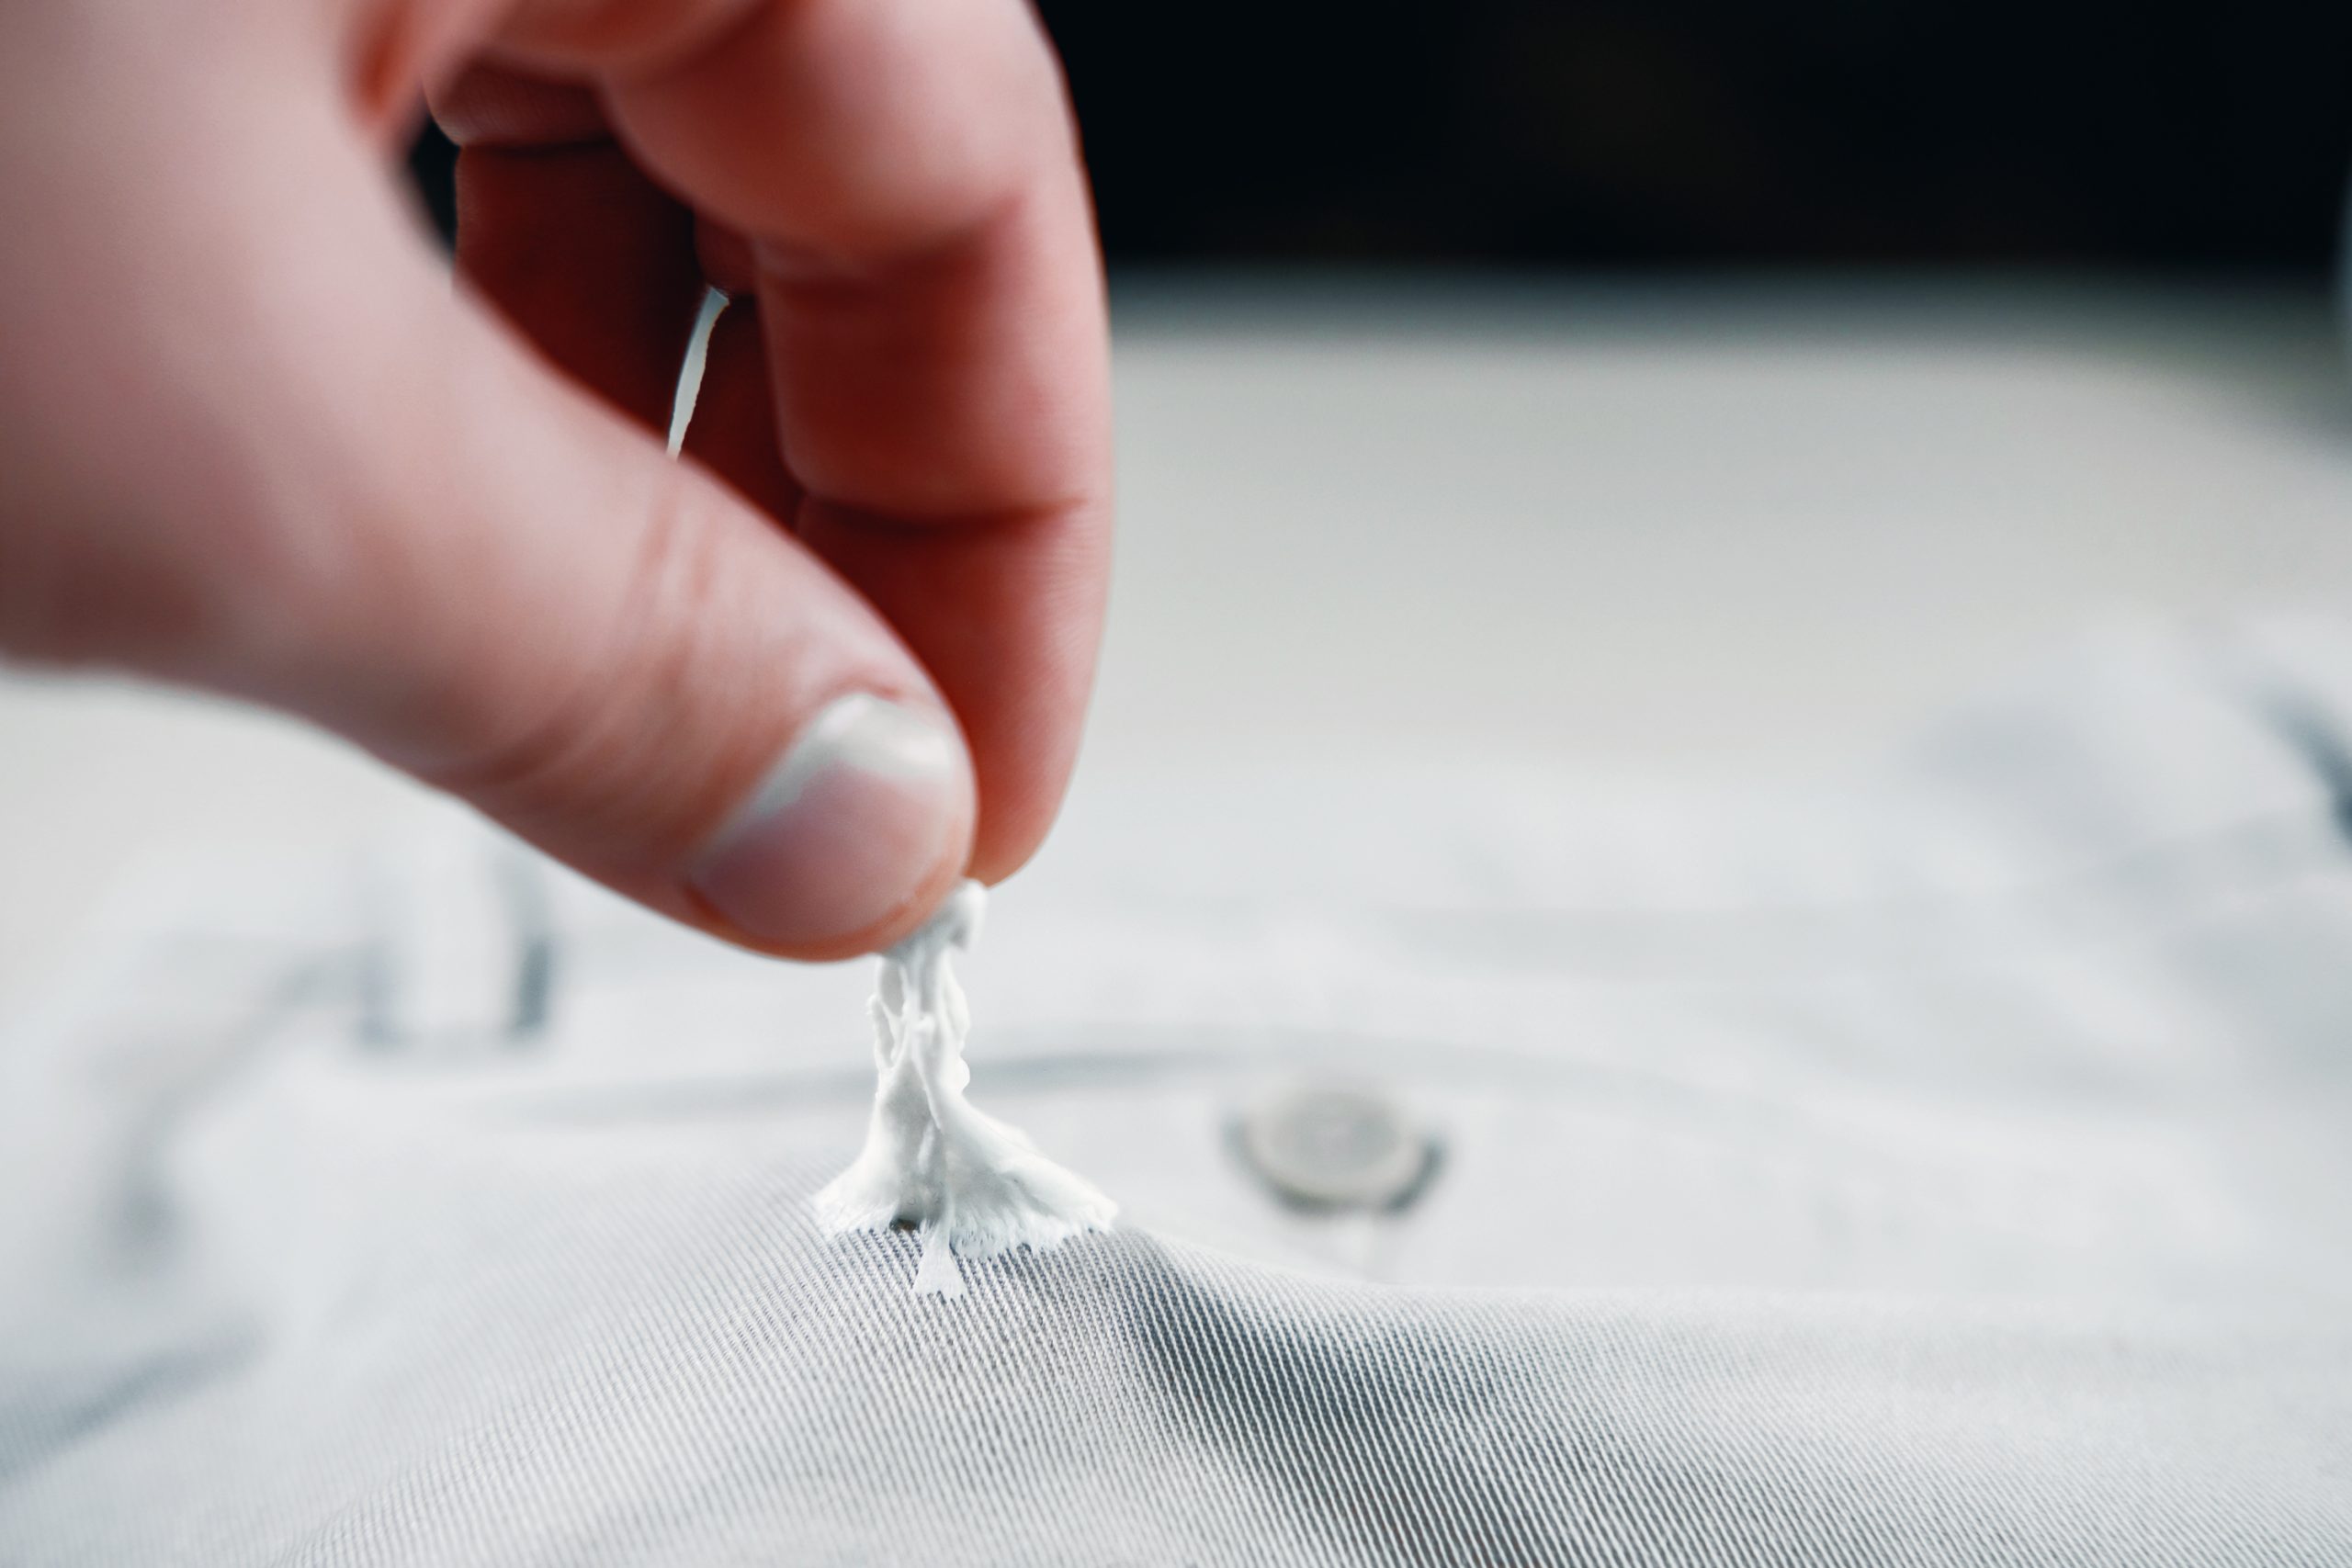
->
[692,694,967,950]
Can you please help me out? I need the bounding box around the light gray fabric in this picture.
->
[4,619,2351,1565]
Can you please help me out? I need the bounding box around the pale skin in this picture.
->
[0,0,1112,960]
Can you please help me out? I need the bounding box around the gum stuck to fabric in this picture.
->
[811,881,1115,1295]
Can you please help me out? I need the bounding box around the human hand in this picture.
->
[0,0,1110,959]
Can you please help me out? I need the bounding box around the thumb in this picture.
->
[191,117,975,960]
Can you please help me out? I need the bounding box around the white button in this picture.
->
[1236,1081,1436,1211]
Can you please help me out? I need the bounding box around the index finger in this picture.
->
[496,0,1112,881]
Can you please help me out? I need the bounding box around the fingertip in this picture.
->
[429,64,608,149]
[684,693,978,960]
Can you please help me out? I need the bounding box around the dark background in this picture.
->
[411,3,2352,277]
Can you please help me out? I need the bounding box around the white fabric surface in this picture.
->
[3,619,2351,1564]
